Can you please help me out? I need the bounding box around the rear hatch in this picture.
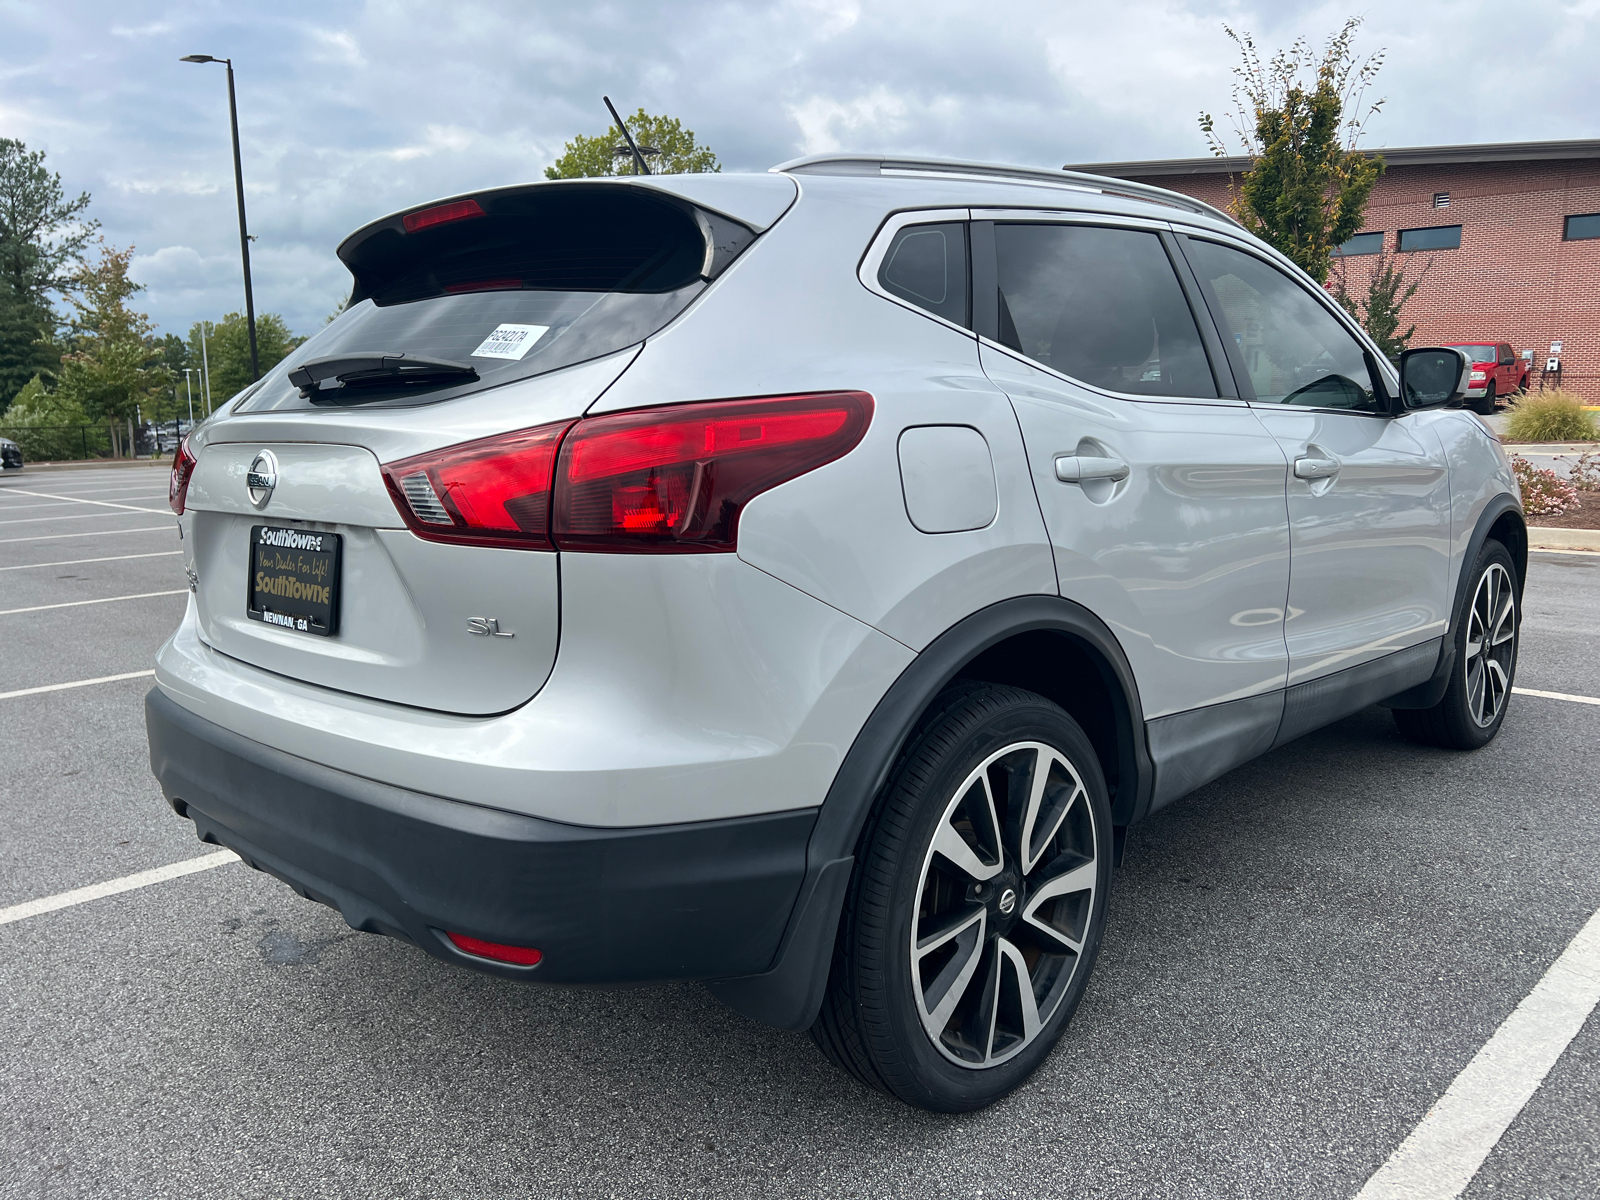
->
[182,181,761,715]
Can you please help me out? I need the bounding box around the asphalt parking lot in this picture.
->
[2,463,1597,1200]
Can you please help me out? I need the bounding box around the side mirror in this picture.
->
[1398,347,1470,410]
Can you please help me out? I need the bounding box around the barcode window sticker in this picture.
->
[471,324,550,361]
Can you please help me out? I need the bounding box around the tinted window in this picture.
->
[993,224,1217,398]
[241,188,724,412]
[1398,225,1462,252]
[1184,238,1378,411]
[1333,232,1383,256]
[1564,213,1600,241]
[878,222,968,326]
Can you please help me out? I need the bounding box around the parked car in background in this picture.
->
[1446,342,1528,414]
[154,420,195,456]
[0,437,22,470]
[147,156,1525,1113]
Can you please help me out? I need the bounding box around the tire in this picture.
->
[1394,540,1519,750]
[810,682,1112,1112]
[1475,382,1497,416]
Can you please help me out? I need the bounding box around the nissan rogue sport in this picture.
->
[147,155,1525,1112]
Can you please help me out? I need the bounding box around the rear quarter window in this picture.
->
[877,222,969,327]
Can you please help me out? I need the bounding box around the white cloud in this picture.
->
[306,28,365,67]
[790,87,909,155]
[109,174,221,197]
[110,20,174,38]
[385,124,475,162]
[5,0,1597,341]
[789,0,862,40]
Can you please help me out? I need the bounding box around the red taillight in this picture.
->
[382,420,575,551]
[169,435,196,515]
[402,198,485,233]
[446,932,543,966]
[552,392,874,553]
[381,392,873,553]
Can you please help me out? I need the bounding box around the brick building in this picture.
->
[1070,139,1600,401]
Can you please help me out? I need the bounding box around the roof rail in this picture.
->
[770,153,1245,230]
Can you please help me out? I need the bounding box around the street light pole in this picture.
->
[181,54,260,382]
[199,321,213,413]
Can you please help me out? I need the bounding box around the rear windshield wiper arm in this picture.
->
[288,352,478,399]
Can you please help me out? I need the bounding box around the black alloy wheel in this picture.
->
[1394,539,1519,750]
[811,682,1112,1112]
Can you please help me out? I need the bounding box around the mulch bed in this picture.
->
[1529,489,1600,529]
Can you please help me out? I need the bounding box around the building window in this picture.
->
[1565,213,1600,241]
[1398,225,1462,252]
[1333,231,1384,257]
[1433,192,1451,208]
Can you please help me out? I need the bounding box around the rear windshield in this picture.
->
[240,186,726,412]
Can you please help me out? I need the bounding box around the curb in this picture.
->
[1528,526,1600,551]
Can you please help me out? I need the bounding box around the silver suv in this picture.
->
[147,156,1524,1112]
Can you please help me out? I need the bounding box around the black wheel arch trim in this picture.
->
[1384,492,1524,710]
[707,593,1152,1030]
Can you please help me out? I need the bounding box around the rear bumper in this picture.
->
[145,687,815,984]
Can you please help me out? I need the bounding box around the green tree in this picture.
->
[1200,18,1385,285]
[0,139,96,409]
[0,373,102,461]
[1330,248,1428,359]
[544,109,719,179]
[192,311,300,406]
[0,280,57,415]
[55,241,164,455]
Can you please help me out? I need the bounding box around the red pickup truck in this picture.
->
[1445,342,1529,414]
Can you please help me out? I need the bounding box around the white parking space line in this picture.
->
[0,486,167,514]
[0,508,174,526]
[0,850,239,927]
[0,669,155,702]
[0,589,186,617]
[3,485,169,497]
[1512,687,1600,706]
[1354,908,1600,1200]
[0,525,173,544]
[0,492,167,507]
[0,551,183,572]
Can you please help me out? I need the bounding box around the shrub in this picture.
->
[1503,389,1599,443]
[0,375,106,461]
[1511,455,1580,517]
[1560,449,1600,492]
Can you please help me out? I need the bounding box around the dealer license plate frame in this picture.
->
[247,524,343,638]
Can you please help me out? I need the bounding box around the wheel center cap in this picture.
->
[997,887,1017,916]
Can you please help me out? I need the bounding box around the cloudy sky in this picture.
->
[3,0,1598,340]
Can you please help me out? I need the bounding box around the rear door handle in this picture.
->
[1055,455,1130,483]
[1293,455,1341,481]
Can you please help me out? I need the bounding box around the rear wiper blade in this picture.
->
[288,352,477,399]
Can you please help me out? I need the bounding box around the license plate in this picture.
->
[248,525,341,637]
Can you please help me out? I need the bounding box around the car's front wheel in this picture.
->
[1394,540,1519,749]
[810,683,1111,1112]
[1475,382,1497,415]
